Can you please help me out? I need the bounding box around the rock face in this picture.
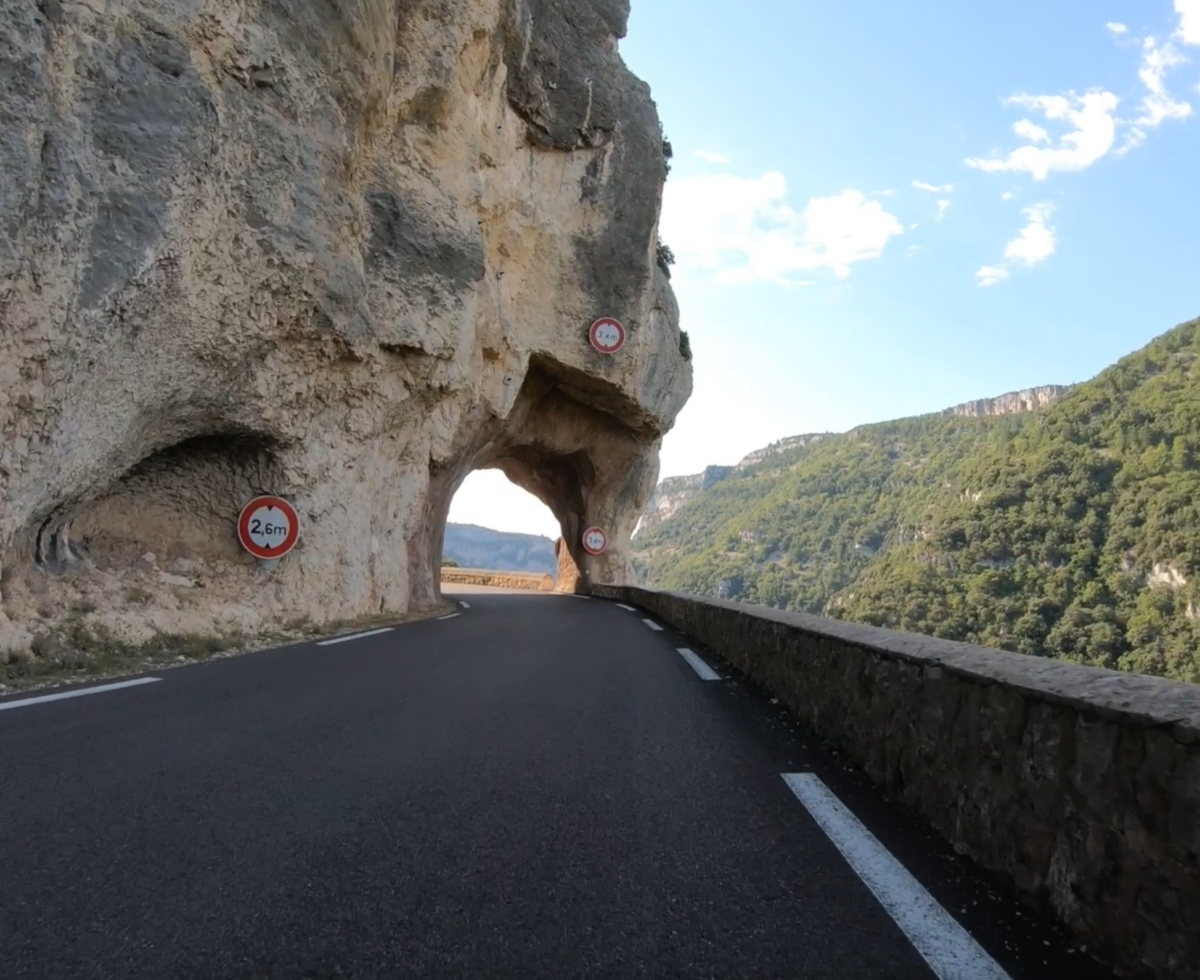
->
[634,464,731,536]
[0,0,691,658]
[942,385,1070,418]
[553,536,582,593]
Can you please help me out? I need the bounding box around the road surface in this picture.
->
[0,588,1115,980]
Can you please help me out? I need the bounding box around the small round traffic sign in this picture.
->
[588,318,626,354]
[237,495,300,560]
[582,526,609,555]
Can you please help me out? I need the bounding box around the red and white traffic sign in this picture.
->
[237,495,300,560]
[588,317,626,354]
[581,526,609,555]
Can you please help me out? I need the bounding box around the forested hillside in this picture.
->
[633,317,1200,683]
[443,524,556,574]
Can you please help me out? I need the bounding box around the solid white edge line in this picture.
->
[676,647,720,680]
[781,773,1012,980]
[437,612,461,620]
[617,603,636,611]
[0,677,162,712]
[642,619,663,631]
[316,627,394,646]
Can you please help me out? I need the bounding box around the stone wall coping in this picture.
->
[620,587,1200,743]
[442,567,549,579]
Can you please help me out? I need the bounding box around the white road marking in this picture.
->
[316,627,394,646]
[617,603,636,611]
[782,773,1012,980]
[0,677,161,712]
[676,648,720,680]
[437,612,461,620]
[458,601,471,609]
[642,619,663,631]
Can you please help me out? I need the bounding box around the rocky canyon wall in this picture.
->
[0,0,692,658]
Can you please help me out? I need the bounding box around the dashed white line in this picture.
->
[438,612,461,620]
[317,627,394,646]
[0,677,162,712]
[782,773,1012,980]
[676,647,720,680]
[458,601,471,609]
[617,603,636,611]
[642,619,663,631]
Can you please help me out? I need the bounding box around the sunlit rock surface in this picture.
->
[0,0,691,658]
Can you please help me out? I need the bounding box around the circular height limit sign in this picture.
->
[237,495,300,561]
[588,318,626,354]
[582,527,609,555]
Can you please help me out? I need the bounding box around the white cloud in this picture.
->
[1013,119,1051,143]
[1119,37,1193,151]
[935,200,951,220]
[1004,203,1056,264]
[1001,191,1015,200]
[1177,0,1200,44]
[970,9,1198,183]
[966,90,1120,180]
[976,265,1010,287]
[912,180,954,193]
[660,172,904,284]
[975,204,1056,287]
[694,150,730,165]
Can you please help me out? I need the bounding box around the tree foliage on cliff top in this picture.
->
[633,316,1200,683]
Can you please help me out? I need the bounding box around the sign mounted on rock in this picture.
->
[588,318,626,354]
[237,495,300,561]
[581,526,609,556]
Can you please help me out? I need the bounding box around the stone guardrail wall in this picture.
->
[439,568,554,591]
[590,585,1199,980]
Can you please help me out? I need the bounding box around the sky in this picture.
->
[448,0,1200,540]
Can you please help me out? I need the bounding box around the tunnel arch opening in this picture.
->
[413,358,664,611]
[443,469,566,587]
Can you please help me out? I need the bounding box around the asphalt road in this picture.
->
[0,589,1117,980]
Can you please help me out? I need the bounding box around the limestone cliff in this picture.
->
[638,388,1071,538]
[634,465,731,536]
[0,0,692,659]
[942,385,1070,418]
[633,437,830,538]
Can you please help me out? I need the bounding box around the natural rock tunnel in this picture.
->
[423,357,670,601]
[0,0,691,658]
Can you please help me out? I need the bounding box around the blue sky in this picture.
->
[449,0,1200,539]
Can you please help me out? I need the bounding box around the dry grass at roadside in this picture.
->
[0,603,455,695]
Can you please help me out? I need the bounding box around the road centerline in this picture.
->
[676,647,720,680]
[782,773,1012,980]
